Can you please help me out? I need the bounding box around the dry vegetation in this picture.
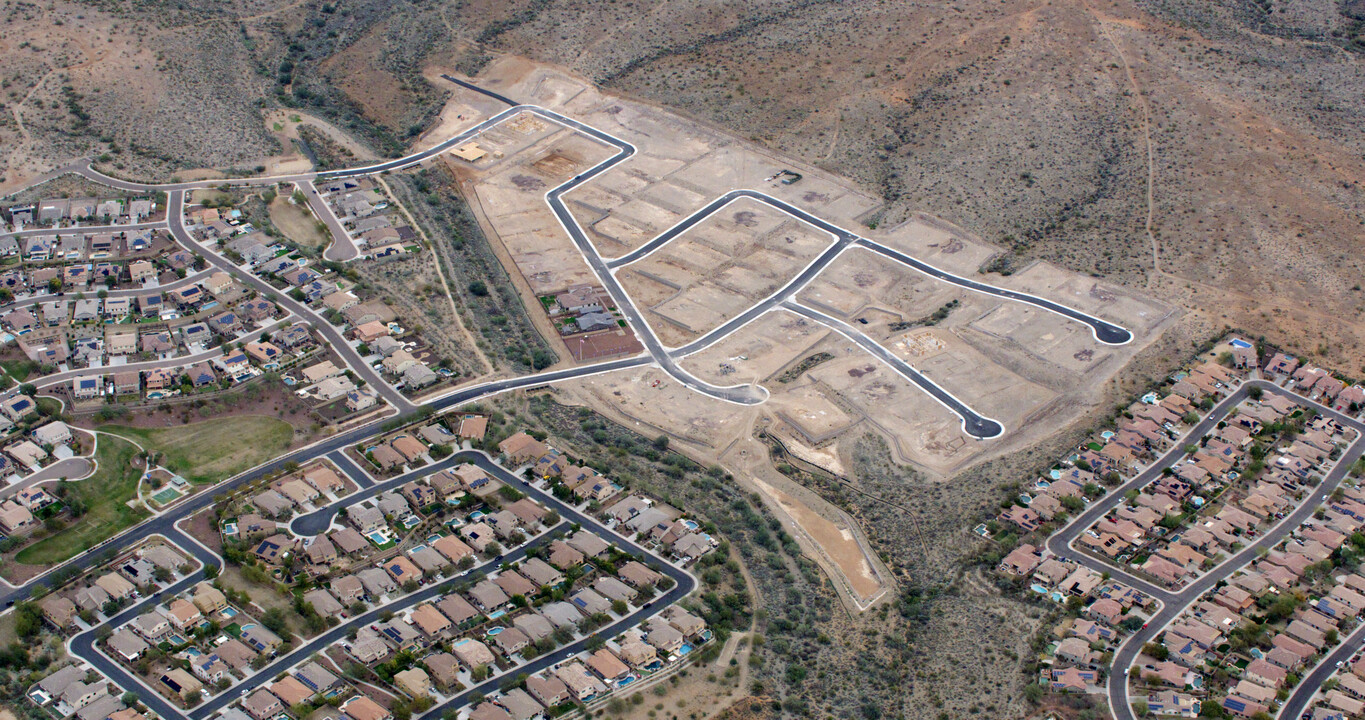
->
[4,0,1365,716]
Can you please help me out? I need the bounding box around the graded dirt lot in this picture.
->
[460,123,618,295]
[618,199,837,347]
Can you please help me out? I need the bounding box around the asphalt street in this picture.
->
[782,300,1004,439]
[1,267,210,315]
[0,220,166,241]
[68,525,222,720]
[31,317,288,390]
[1036,379,1365,720]
[289,454,467,536]
[296,181,361,262]
[68,449,695,720]
[165,190,411,412]
[326,450,376,489]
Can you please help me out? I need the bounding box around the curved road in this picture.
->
[782,301,1004,439]
[67,450,695,720]
[1040,379,1365,720]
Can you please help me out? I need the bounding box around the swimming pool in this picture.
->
[222,522,238,536]
[677,643,693,656]
[469,510,486,521]
[1230,338,1252,349]
[221,607,238,619]
[1049,469,1062,480]
[366,530,391,544]
[682,519,699,531]
[1030,584,1048,595]
[409,544,427,554]
[617,676,637,688]
[488,609,507,620]
[426,534,442,544]
[1100,430,1115,440]
[1049,592,1064,603]
[486,627,504,636]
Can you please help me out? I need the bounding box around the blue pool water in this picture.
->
[486,627,504,636]
[367,530,389,544]
[618,676,637,687]
[469,510,486,520]
[1049,469,1062,480]
[488,610,507,620]
[682,519,699,531]
[427,534,442,544]
[1100,430,1115,440]
[677,643,693,656]
[1049,592,1064,603]
[1035,480,1051,490]
[409,544,427,553]
[221,607,237,618]
[1030,584,1048,595]
[1230,338,1252,349]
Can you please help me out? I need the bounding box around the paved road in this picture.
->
[855,239,1132,345]
[1037,379,1365,720]
[0,456,94,506]
[0,220,166,241]
[782,301,1004,439]
[31,317,287,390]
[1,268,211,316]
[424,453,695,720]
[1281,617,1365,720]
[290,455,464,536]
[0,352,651,607]
[297,181,361,263]
[326,450,376,489]
[164,190,411,413]
[606,188,1132,348]
[68,525,222,720]
[68,449,695,720]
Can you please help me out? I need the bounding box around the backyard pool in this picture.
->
[682,519,699,531]
[1049,592,1064,603]
[1230,338,1252,349]
[1030,584,1048,595]
[486,627,504,636]
[1100,430,1115,440]
[221,607,237,619]
[488,609,507,620]
[366,530,391,544]
[409,544,428,554]
[617,676,637,688]
[469,510,486,521]
[677,643,693,656]
[1049,469,1062,480]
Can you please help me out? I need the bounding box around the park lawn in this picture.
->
[15,435,146,565]
[100,415,294,485]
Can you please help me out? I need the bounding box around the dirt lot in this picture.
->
[268,195,330,249]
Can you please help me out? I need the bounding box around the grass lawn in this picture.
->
[100,415,294,485]
[36,396,62,417]
[15,435,146,565]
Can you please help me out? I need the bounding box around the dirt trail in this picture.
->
[1086,2,1160,287]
